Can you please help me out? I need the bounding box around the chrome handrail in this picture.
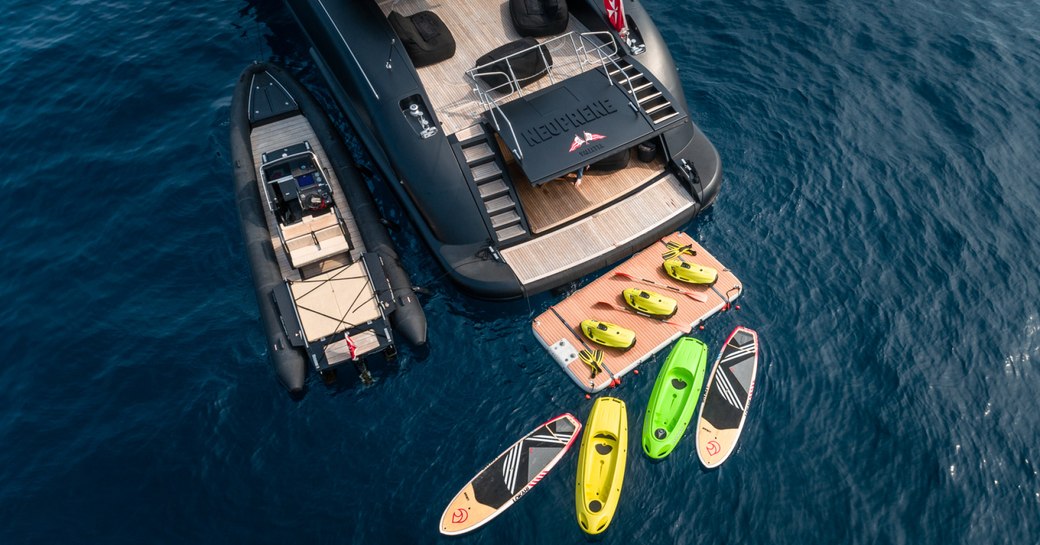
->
[488,106,523,160]
[577,33,638,110]
[466,31,619,104]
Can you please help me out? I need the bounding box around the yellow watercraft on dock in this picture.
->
[663,258,718,285]
[575,397,628,535]
[622,288,679,319]
[580,320,637,350]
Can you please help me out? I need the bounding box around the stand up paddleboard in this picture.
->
[440,414,581,535]
[695,327,759,468]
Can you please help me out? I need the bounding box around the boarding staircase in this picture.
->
[606,59,681,125]
[453,124,530,245]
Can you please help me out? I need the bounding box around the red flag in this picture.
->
[345,334,357,360]
[605,0,626,32]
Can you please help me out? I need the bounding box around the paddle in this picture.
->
[613,271,709,302]
[592,301,690,332]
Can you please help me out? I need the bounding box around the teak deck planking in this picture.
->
[249,114,367,273]
[531,232,743,393]
[378,0,595,135]
[512,155,666,234]
[500,175,693,285]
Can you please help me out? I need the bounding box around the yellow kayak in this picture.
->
[575,397,627,535]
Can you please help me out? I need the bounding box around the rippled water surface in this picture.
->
[2,0,1038,543]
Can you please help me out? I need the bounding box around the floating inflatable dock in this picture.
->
[532,232,742,393]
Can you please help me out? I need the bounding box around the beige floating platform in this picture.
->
[531,232,743,393]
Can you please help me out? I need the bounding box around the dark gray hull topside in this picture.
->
[284,0,723,300]
[230,62,427,394]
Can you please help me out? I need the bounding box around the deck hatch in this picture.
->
[487,69,684,185]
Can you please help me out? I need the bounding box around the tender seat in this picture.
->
[388,10,456,68]
[282,213,351,269]
[474,38,554,92]
[509,0,569,37]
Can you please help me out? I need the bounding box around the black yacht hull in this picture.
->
[285,0,723,300]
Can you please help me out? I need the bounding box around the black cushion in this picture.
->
[510,0,569,37]
[474,38,553,91]
[389,11,456,68]
[588,148,631,173]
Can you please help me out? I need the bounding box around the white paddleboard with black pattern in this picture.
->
[440,413,582,535]
[695,326,759,468]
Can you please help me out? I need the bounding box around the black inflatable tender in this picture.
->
[231,63,428,395]
[474,38,553,91]
[509,0,569,37]
[389,10,455,68]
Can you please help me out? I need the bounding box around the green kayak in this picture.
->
[642,337,709,459]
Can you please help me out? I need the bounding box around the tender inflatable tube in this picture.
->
[230,64,307,394]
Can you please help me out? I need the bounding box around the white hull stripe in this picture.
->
[502,423,574,491]
[500,445,512,491]
[509,444,523,492]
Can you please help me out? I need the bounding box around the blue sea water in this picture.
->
[1,0,1038,542]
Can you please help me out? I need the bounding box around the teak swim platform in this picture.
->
[532,232,742,393]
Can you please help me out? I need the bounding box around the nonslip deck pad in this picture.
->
[695,327,759,468]
[440,414,582,535]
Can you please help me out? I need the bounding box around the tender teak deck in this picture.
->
[532,233,743,393]
[249,114,366,275]
[249,113,385,361]
[289,262,382,343]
